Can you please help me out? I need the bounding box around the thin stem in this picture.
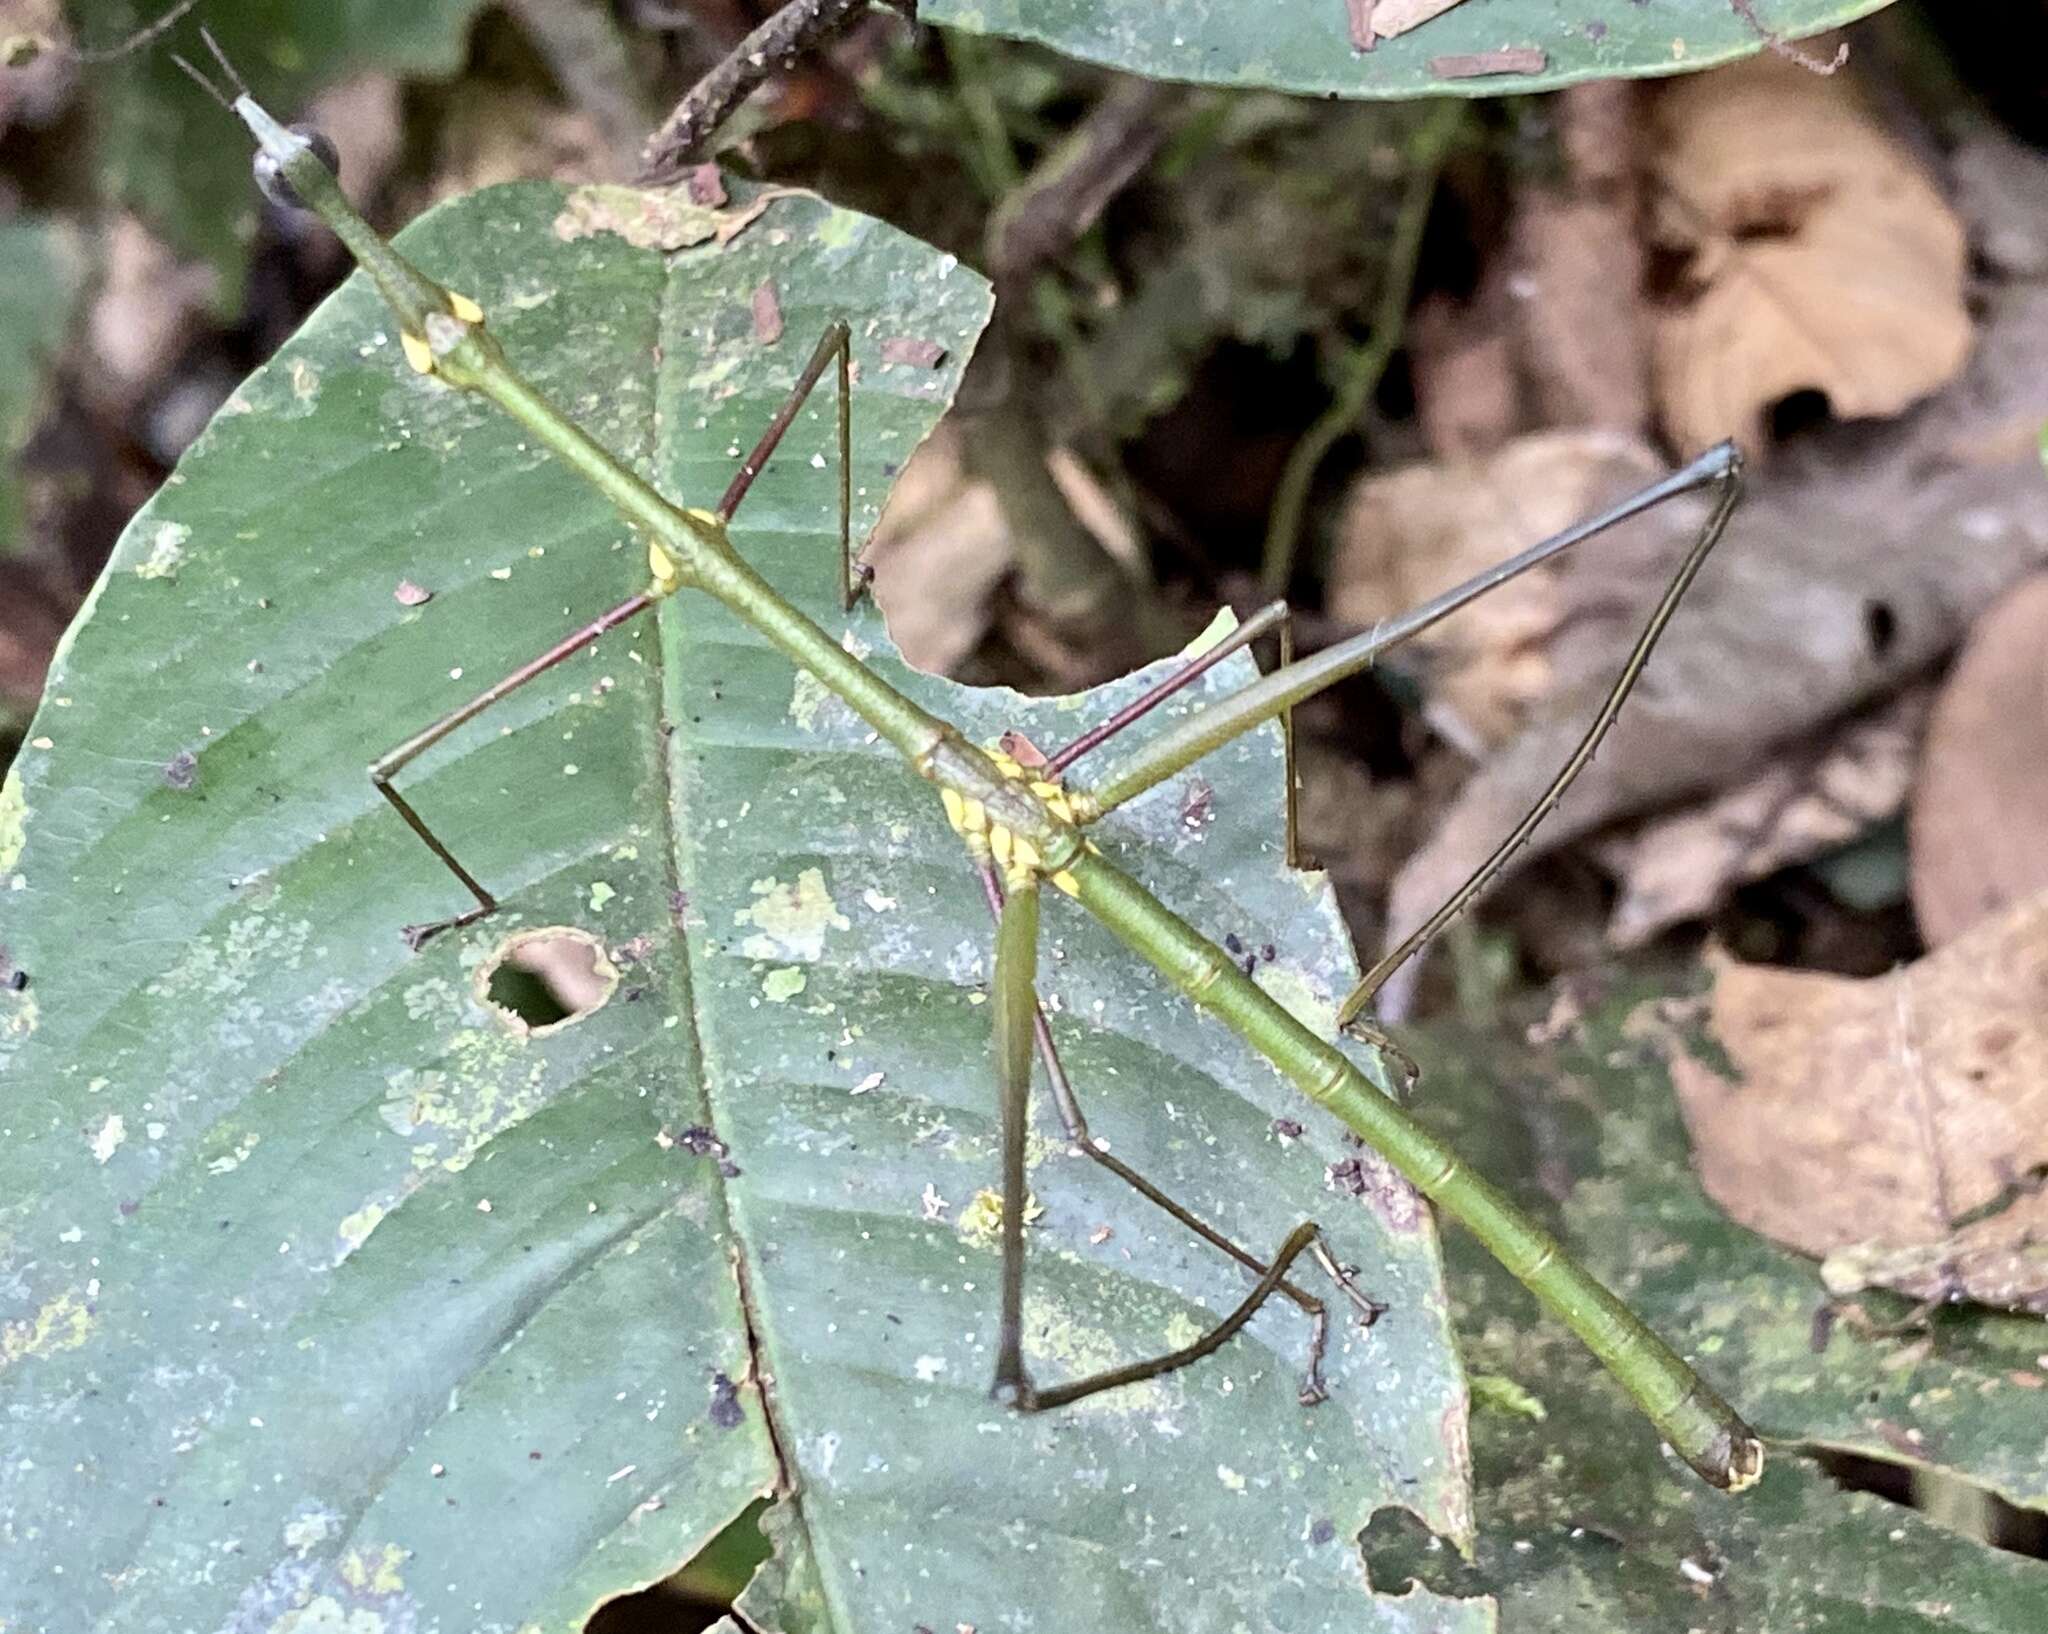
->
[1080,443,1741,820]
[638,0,874,181]
[1259,100,1463,597]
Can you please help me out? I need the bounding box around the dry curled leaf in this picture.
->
[865,425,1013,674]
[1648,54,1972,457]
[1372,265,2048,1022]
[1910,574,2048,947]
[1348,0,1467,50]
[1597,688,1929,948]
[1326,429,1665,748]
[1663,894,2048,1313]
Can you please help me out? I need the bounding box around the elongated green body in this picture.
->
[244,98,1760,1490]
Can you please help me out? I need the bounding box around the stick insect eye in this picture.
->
[252,125,340,212]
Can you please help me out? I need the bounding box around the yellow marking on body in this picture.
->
[400,330,435,374]
[448,289,484,324]
[1011,835,1041,872]
[647,540,682,594]
[941,788,968,832]
[959,797,986,836]
[1051,870,1080,897]
[990,827,1013,868]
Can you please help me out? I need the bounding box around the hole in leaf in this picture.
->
[587,1498,772,1632]
[1811,1446,2048,1559]
[476,928,617,1034]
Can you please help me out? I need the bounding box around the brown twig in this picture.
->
[986,78,1175,285]
[637,0,880,180]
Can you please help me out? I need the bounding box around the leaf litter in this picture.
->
[1662,891,2048,1312]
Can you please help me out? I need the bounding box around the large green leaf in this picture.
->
[1,181,1479,1629]
[1369,978,2046,1627]
[925,0,1899,98]
[74,0,486,297]
[0,216,85,560]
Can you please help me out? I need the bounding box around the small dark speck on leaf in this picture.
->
[1309,1518,1336,1546]
[4,969,26,992]
[529,1450,543,1461]
[719,1160,743,1178]
[1271,1117,1305,1140]
[120,1200,139,1216]
[677,1125,729,1160]
[752,279,784,345]
[163,750,198,791]
[1809,1302,1837,1353]
[1586,21,1607,41]
[708,1370,745,1429]
[880,336,946,369]
[686,164,727,206]
[1224,933,1245,956]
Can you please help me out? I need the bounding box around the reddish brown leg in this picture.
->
[372,591,654,947]
[971,856,1383,1407]
[717,319,860,609]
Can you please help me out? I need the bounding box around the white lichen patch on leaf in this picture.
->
[1020,1290,1169,1418]
[145,913,313,1001]
[135,520,191,580]
[0,766,27,877]
[335,1202,389,1258]
[735,869,848,962]
[1,1289,93,1371]
[788,669,833,733]
[89,1113,126,1164]
[761,966,807,1003]
[338,1542,410,1595]
[955,1187,1042,1250]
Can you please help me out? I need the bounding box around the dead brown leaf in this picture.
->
[1349,0,1467,50]
[1371,265,2048,1020]
[1910,574,2048,947]
[1327,429,1665,748]
[1665,894,2048,1312]
[1408,290,1519,459]
[1598,688,1929,948]
[865,425,1013,675]
[1648,54,1971,457]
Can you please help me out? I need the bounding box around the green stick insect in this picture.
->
[178,38,1759,1490]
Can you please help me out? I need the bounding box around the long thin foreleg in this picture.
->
[716,319,861,608]
[372,591,654,947]
[1337,462,1744,1028]
[1074,443,1743,824]
[971,858,1380,1404]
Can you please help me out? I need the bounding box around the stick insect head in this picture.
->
[170,26,339,211]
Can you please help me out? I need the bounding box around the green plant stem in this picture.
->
[1259,100,1462,597]
[244,97,1761,1491]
